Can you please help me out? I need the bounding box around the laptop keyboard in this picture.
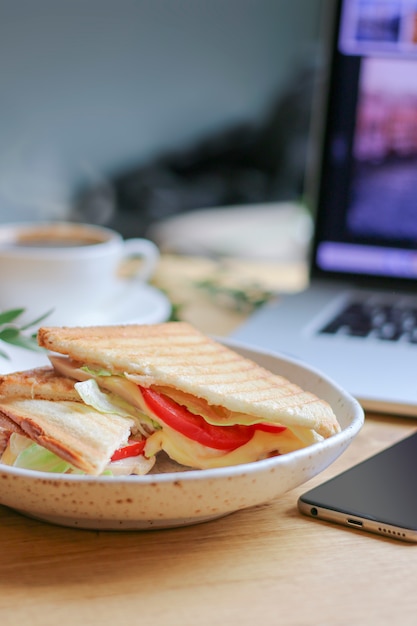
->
[319,298,417,343]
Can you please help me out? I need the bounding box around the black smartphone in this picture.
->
[298,430,417,543]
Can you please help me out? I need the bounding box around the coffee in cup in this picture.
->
[0,222,160,326]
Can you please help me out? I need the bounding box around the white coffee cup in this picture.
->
[0,221,160,326]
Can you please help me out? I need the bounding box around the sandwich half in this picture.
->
[32,321,341,471]
[0,367,156,475]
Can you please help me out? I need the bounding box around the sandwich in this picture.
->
[0,322,340,475]
[0,367,156,475]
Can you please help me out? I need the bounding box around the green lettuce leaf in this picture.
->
[14,443,74,473]
[74,378,157,436]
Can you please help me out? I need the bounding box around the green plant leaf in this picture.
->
[3,334,44,352]
[0,307,51,358]
[0,308,25,325]
[0,328,20,341]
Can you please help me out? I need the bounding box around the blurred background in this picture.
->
[0,0,326,243]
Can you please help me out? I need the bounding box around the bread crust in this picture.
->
[0,366,80,401]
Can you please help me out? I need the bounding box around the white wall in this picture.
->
[0,0,323,222]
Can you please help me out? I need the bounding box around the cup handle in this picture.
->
[121,238,160,282]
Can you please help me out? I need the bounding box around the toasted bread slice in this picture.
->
[0,366,80,401]
[0,398,134,474]
[0,412,24,434]
[38,322,340,438]
[0,412,25,454]
[0,411,24,454]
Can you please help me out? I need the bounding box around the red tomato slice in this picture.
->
[140,387,254,451]
[140,387,286,451]
[111,439,146,462]
[256,423,287,434]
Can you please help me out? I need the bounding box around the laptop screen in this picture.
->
[311,0,417,285]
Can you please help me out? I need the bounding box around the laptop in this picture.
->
[231,0,417,417]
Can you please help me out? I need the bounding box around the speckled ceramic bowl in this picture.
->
[0,340,364,530]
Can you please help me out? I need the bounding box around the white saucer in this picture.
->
[73,282,171,326]
[0,282,171,374]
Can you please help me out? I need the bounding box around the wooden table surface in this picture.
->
[1,255,417,626]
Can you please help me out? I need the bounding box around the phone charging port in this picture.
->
[347,518,363,527]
